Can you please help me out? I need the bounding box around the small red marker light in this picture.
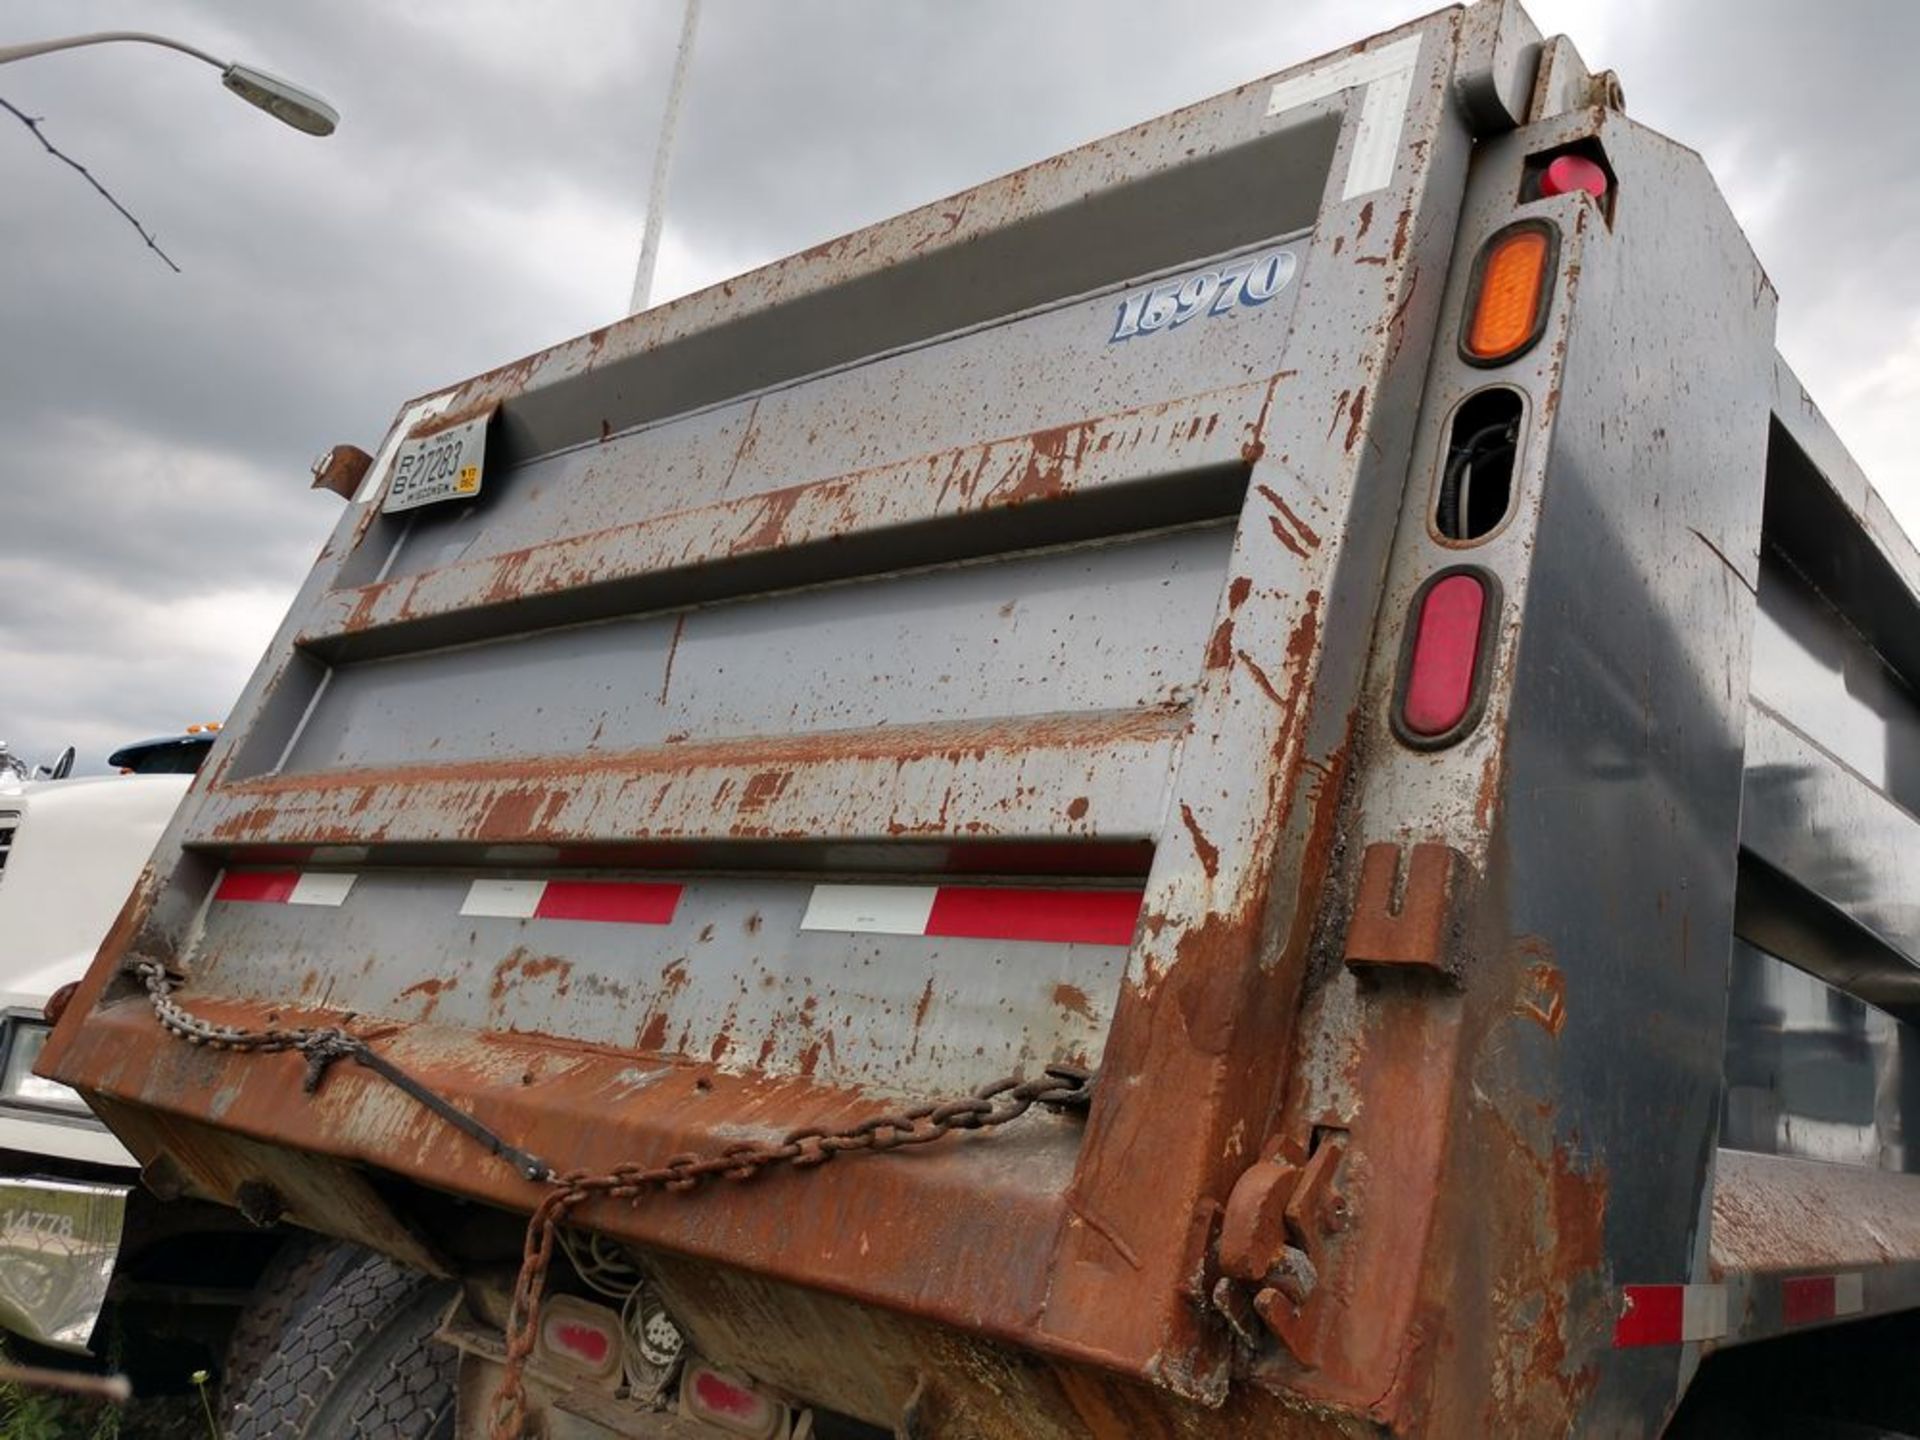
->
[45,981,80,1027]
[1540,154,1609,200]
[1395,570,1499,746]
[681,1363,781,1436]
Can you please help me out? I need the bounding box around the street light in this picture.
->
[0,31,336,136]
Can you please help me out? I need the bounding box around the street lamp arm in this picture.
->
[0,31,227,70]
[0,30,336,135]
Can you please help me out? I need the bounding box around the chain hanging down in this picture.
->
[131,957,1095,1440]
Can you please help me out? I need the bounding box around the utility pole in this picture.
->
[629,0,702,314]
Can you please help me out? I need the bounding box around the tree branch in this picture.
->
[0,93,180,273]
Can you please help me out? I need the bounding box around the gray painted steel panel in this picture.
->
[1751,550,1920,814]
[1742,703,1920,973]
[1722,938,1918,1173]
[281,524,1233,774]
[381,235,1309,587]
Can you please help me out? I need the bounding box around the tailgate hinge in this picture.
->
[1211,1133,1348,1365]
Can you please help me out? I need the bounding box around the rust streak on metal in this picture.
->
[1051,983,1095,1021]
[1068,1201,1144,1272]
[658,614,687,704]
[1343,386,1369,454]
[1179,803,1220,882]
[1267,513,1308,560]
[1204,613,1236,671]
[213,708,1179,807]
[1235,649,1288,709]
[1265,489,1323,550]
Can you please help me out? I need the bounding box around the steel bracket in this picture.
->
[1343,841,1467,976]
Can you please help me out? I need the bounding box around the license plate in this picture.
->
[382,412,490,513]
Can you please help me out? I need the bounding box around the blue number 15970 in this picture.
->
[1110,248,1297,342]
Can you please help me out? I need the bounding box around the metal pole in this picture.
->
[0,31,226,68]
[629,0,702,314]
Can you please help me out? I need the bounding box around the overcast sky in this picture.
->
[2,1,1915,772]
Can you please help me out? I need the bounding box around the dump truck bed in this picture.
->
[44,4,1920,1435]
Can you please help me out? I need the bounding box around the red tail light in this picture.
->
[680,1362,784,1437]
[1394,569,1499,746]
[534,1295,622,1388]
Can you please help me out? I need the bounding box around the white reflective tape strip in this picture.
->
[461,879,547,919]
[286,872,356,907]
[1834,1272,1865,1316]
[1682,1285,1729,1342]
[1266,34,1422,200]
[801,885,937,936]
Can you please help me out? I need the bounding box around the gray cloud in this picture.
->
[1,0,1914,772]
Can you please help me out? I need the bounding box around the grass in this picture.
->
[0,1355,123,1440]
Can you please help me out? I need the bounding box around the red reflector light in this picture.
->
[1396,571,1496,745]
[680,1363,782,1437]
[1540,153,1609,199]
[534,1295,622,1387]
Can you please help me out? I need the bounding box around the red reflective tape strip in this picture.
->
[532,880,681,925]
[1403,573,1486,736]
[924,887,1143,946]
[1614,1284,1727,1347]
[1782,1276,1836,1326]
[1614,1285,1685,1347]
[1781,1274,1863,1324]
[215,870,301,904]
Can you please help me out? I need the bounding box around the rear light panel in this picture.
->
[1461,219,1557,366]
[1392,568,1501,748]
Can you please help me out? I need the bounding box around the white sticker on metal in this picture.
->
[800,885,938,936]
[1834,1272,1866,1316]
[461,878,547,919]
[1681,1284,1729,1342]
[286,872,357,907]
[1266,34,1422,200]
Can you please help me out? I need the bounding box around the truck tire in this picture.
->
[226,1246,457,1440]
[222,1233,361,1408]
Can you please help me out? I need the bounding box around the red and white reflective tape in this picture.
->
[1614,1284,1728,1348]
[801,884,1142,947]
[1781,1272,1864,1326]
[460,878,682,925]
[214,871,357,907]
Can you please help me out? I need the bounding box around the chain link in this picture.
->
[131,958,1094,1440]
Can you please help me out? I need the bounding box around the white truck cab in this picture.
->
[0,734,452,1430]
[0,742,200,1349]
[0,770,190,1166]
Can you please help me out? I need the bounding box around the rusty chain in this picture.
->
[136,959,553,1180]
[131,957,1095,1440]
